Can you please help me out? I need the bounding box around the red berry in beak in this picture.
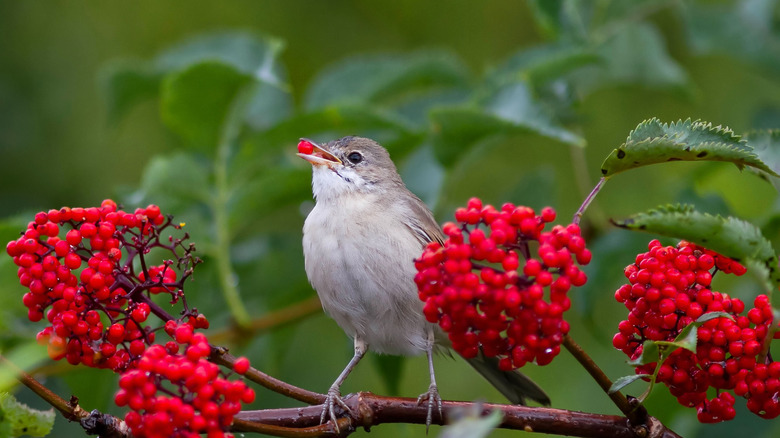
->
[298,140,314,155]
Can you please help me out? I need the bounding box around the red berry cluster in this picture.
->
[415,198,591,370]
[613,240,780,422]
[5,200,202,371]
[115,322,255,438]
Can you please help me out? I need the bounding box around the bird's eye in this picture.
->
[347,151,363,164]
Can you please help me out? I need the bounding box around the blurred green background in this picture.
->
[2,1,780,437]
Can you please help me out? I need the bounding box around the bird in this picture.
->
[298,136,550,430]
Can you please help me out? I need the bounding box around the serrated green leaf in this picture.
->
[371,354,405,396]
[430,83,585,168]
[601,118,778,178]
[439,409,502,438]
[0,392,55,438]
[626,340,659,366]
[609,374,652,394]
[304,51,469,111]
[161,61,252,150]
[612,204,780,292]
[745,130,780,191]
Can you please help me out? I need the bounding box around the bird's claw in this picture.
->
[320,386,352,432]
[416,383,443,431]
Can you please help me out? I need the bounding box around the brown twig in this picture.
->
[210,349,325,405]
[234,392,681,438]
[1,354,87,422]
[563,334,646,426]
[1,355,130,437]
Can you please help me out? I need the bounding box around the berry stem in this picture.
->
[562,334,646,425]
[573,177,606,225]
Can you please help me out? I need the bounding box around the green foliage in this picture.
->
[0,392,55,438]
[612,204,780,293]
[4,1,780,437]
[601,119,777,178]
[612,312,733,402]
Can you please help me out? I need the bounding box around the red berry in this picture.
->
[297,140,314,154]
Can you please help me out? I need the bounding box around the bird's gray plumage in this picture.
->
[300,136,549,428]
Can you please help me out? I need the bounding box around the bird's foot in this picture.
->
[416,382,443,431]
[320,386,352,432]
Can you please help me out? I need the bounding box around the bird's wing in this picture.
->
[403,193,445,246]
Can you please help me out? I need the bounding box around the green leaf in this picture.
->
[609,374,651,394]
[612,204,780,292]
[371,355,405,396]
[683,0,780,74]
[626,340,659,366]
[600,119,778,178]
[526,0,565,39]
[745,130,780,191]
[155,31,287,87]
[227,168,312,236]
[100,61,160,122]
[696,311,734,324]
[664,323,698,354]
[160,61,252,150]
[439,408,502,438]
[430,83,585,168]
[572,23,689,94]
[648,311,734,358]
[135,152,211,207]
[0,392,55,438]
[488,43,601,87]
[304,51,470,111]
[102,32,289,125]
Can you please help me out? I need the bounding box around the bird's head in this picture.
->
[297,136,404,202]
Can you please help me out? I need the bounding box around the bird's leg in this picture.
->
[321,337,367,430]
[416,329,443,430]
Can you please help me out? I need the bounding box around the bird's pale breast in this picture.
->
[303,193,430,356]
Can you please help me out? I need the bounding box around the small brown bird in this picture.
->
[298,136,549,429]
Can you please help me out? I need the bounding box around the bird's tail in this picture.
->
[465,353,550,406]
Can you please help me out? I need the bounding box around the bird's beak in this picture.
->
[297,138,342,168]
